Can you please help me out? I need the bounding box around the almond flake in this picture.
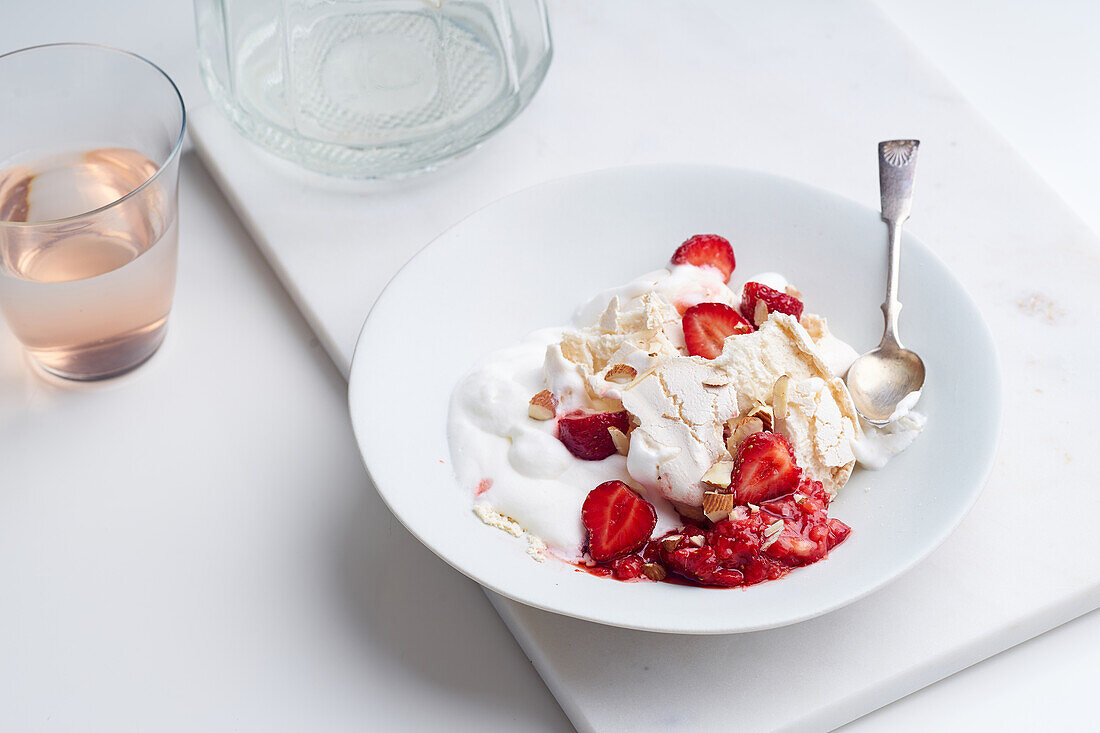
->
[748,503,760,513]
[701,461,735,488]
[528,390,557,421]
[642,563,667,581]
[761,519,785,550]
[772,375,791,420]
[753,299,769,327]
[726,416,765,454]
[605,363,638,384]
[702,373,731,387]
[702,491,736,522]
[746,403,774,432]
[793,492,806,503]
[661,535,683,552]
[688,534,706,547]
[607,426,630,456]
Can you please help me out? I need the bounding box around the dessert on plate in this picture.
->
[449,234,926,587]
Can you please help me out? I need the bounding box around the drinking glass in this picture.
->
[194,0,551,177]
[0,44,186,380]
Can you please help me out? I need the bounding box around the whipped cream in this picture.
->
[853,411,927,470]
[448,264,927,561]
[449,331,682,558]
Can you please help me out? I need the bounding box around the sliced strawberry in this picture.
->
[739,281,804,324]
[682,302,753,359]
[670,234,736,280]
[557,410,629,461]
[582,480,658,562]
[730,432,801,505]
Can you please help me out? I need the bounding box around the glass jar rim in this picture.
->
[0,42,187,229]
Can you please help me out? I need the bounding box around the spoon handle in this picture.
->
[877,139,919,349]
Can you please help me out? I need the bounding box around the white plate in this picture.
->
[348,165,1001,634]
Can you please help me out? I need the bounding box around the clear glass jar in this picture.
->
[194,0,552,177]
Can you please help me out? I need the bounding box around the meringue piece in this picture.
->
[777,377,858,496]
[554,290,688,407]
[800,312,860,377]
[474,504,524,538]
[575,264,738,327]
[621,357,738,509]
[708,315,862,496]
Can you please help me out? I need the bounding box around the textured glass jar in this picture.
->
[194,0,551,177]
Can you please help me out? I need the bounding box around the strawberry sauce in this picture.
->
[576,478,850,588]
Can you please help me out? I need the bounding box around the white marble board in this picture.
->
[191,1,1100,729]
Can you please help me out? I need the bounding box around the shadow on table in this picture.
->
[330,460,573,730]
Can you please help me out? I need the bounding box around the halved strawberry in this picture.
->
[670,234,736,281]
[682,302,753,359]
[730,432,801,505]
[582,481,658,562]
[558,410,629,461]
[739,281,804,324]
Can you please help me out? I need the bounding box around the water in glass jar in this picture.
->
[0,148,178,379]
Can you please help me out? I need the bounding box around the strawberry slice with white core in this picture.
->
[730,431,801,505]
[582,480,658,562]
[682,302,753,359]
[670,234,736,281]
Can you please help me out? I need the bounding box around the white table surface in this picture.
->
[2,2,1099,731]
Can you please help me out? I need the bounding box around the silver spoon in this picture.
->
[846,140,926,426]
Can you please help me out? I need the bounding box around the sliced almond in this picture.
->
[701,460,735,488]
[761,518,785,550]
[753,299,769,327]
[702,491,736,522]
[642,563,667,581]
[605,363,638,384]
[528,390,557,420]
[688,534,706,547]
[660,535,683,552]
[607,426,630,456]
[785,284,803,300]
[800,312,827,341]
[726,415,765,454]
[702,372,731,387]
[772,375,791,420]
[746,403,774,432]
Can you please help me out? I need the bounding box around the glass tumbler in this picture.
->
[0,44,186,381]
[195,0,552,177]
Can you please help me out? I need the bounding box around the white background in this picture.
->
[1,1,1098,730]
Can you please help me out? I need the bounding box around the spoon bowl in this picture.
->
[846,345,926,425]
